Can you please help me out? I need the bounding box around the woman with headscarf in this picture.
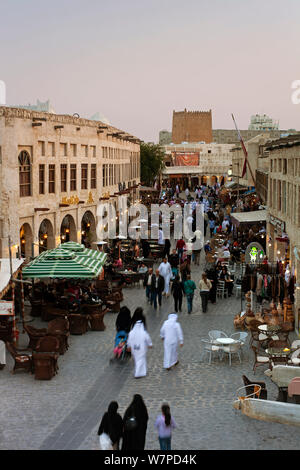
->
[127,311,152,378]
[98,401,123,450]
[115,306,131,333]
[122,394,149,450]
[130,307,147,330]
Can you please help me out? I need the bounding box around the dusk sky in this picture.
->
[1,0,300,142]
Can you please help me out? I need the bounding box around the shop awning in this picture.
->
[22,247,107,279]
[231,210,268,226]
[0,258,25,298]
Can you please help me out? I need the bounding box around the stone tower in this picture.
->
[172,108,213,144]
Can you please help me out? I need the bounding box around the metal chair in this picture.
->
[231,332,248,344]
[251,346,269,374]
[230,332,248,356]
[208,330,228,341]
[233,284,242,298]
[288,348,300,366]
[201,339,221,365]
[222,342,242,366]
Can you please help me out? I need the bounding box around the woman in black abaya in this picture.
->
[122,394,149,450]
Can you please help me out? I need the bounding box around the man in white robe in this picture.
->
[158,257,172,296]
[160,313,184,370]
[127,321,152,378]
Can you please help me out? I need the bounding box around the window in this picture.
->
[91,145,96,158]
[48,164,55,193]
[39,164,45,194]
[81,145,88,157]
[19,151,31,197]
[60,143,68,156]
[102,165,105,187]
[61,164,67,192]
[278,159,282,172]
[70,144,77,157]
[70,164,77,191]
[38,141,45,156]
[48,142,55,156]
[282,181,286,213]
[283,159,287,175]
[91,164,96,189]
[81,164,88,190]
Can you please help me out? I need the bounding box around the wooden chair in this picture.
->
[32,353,57,380]
[28,296,44,318]
[35,336,60,374]
[89,309,108,331]
[6,342,33,374]
[36,336,60,354]
[242,374,268,400]
[47,317,70,354]
[24,324,48,350]
[68,314,89,335]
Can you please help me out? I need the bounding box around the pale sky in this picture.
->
[1,0,300,142]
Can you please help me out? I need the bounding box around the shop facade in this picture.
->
[0,107,140,260]
[266,135,300,333]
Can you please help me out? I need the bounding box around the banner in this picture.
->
[174,153,199,166]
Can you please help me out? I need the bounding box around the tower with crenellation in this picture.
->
[172,108,213,144]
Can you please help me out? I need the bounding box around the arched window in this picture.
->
[19,151,31,197]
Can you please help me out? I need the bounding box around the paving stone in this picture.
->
[0,252,299,450]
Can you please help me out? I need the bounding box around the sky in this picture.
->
[0,0,300,142]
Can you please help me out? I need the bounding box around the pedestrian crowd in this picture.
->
[99,180,267,450]
[98,395,176,451]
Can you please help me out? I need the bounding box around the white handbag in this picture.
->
[99,432,113,450]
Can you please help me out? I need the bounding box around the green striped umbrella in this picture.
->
[23,247,107,279]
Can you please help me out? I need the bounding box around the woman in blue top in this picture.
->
[154,403,176,450]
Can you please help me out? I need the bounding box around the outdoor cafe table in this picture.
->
[258,324,281,337]
[215,337,237,345]
[265,347,292,358]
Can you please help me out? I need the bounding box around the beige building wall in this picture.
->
[0,107,140,259]
[231,134,274,187]
[162,142,234,185]
[266,140,300,333]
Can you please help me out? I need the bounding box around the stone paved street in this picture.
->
[0,253,300,450]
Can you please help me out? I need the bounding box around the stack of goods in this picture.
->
[283,298,295,331]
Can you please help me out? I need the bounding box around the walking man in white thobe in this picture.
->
[127,321,153,378]
[159,257,172,296]
[160,313,184,371]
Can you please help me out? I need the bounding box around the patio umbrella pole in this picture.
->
[20,271,25,333]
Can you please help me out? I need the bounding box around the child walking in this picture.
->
[154,403,176,450]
